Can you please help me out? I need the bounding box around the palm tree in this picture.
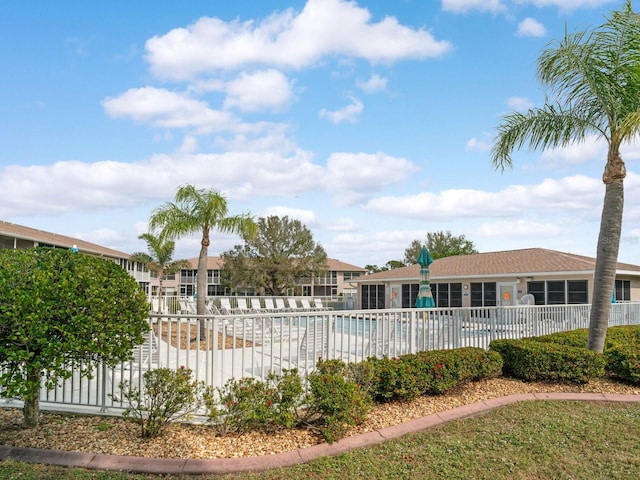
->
[149,185,257,316]
[491,1,640,352]
[130,233,191,313]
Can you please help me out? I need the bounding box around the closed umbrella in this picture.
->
[415,247,435,308]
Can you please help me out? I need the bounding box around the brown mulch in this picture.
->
[0,377,637,459]
[152,322,254,350]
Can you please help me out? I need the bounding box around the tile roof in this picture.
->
[0,220,130,259]
[357,248,640,282]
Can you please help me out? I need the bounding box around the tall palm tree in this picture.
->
[130,233,191,313]
[149,185,257,316]
[491,2,640,353]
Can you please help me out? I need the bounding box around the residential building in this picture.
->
[354,248,640,309]
[152,257,365,298]
[0,220,150,289]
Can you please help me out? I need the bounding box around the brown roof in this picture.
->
[0,220,130,259]
[357,248,640,282]
[325,258,365,272]
[187,257,225,269]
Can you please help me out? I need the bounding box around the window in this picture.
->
[615,279,631,302]
[547,281,566,304]
[528,280,590,305]
[567,280,588,304]
[402,284,420,308]
[361,284,385,309]
[470,282,496,307]
[527,282,545,305]
[431,283,462,307]
[343,272,361,281]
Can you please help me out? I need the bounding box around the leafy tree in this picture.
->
[0,248,149,427]
[403,239,424,265]
[385,260,406,270]
[149,185,257,316]
[491,2,640,352]
[364,264,386,274]
[130,232,191,312]
[405,231,478,263]
[222,216,327,295]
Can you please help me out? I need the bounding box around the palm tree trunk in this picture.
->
[588,180,624,352]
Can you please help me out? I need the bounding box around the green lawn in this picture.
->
[2,400,639,480]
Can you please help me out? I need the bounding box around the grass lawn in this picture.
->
[2,400,639,479]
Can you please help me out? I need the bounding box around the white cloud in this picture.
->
[539,134,606,166]
[327,217,359,232]
[178,135,199,153]
[102,87,239,134]
[319,97,363,123]
[524,0,616,12]
[506,96,534,111]
[475,219,562,239]
[442,0,507,14]
[466,137,492,152]
[364,174,603,220]
[259,206,318,226]
[517,18,546,37]
[145,0,452,80]
[324,152,419,205]
[0,149,326,217]
[357,74,388,93]
[223,69,295,112]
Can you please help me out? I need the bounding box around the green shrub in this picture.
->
[490,339,605,384]
[116,367,204,438]
[205,369,304,435]
[304,359,371,443]
[365,348,503,402]
[366,355,423,402]
[605,344,640,385]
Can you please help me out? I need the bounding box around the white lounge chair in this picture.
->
[275,298,288,311]
[250,298,262,311]
[300,298,313,311]
[313,298,332,311]
[287,298,299,311]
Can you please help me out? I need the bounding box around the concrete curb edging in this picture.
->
[0,393,638,475]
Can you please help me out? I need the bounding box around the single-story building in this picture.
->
[354,248,640,309]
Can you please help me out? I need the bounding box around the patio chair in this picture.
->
[219,297,234,314]
[275,298,288,311]
[256,316,331,377]
[250,298,263,311]
[313,298,333,311]
[236,297,250,313]
[300,298,313,311]
[263,297,277,312]
[287,298,300,311]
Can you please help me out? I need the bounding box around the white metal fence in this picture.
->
[11,302,640,414]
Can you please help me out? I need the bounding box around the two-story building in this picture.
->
[0,220,150,290]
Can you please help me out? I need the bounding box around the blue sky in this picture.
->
[2,0,640,268]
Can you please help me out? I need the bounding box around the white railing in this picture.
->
[10,302,640,414]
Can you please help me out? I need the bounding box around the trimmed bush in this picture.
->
[490,339,605,384]
[366,348,503,402]
[304,359,372,444]
[605,344,640,385]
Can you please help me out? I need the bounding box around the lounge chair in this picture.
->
[287,298,300,311]
[250,298,262,311]
[313,298,332,311]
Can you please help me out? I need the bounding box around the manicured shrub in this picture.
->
[490,339,605,384]
[365,348,503,402]
[303,359,371,443]
[205,369,304,435]
[117,367,205,438]
[605,344,640,385]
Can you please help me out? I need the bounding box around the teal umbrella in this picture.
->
[415,247,435,308]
